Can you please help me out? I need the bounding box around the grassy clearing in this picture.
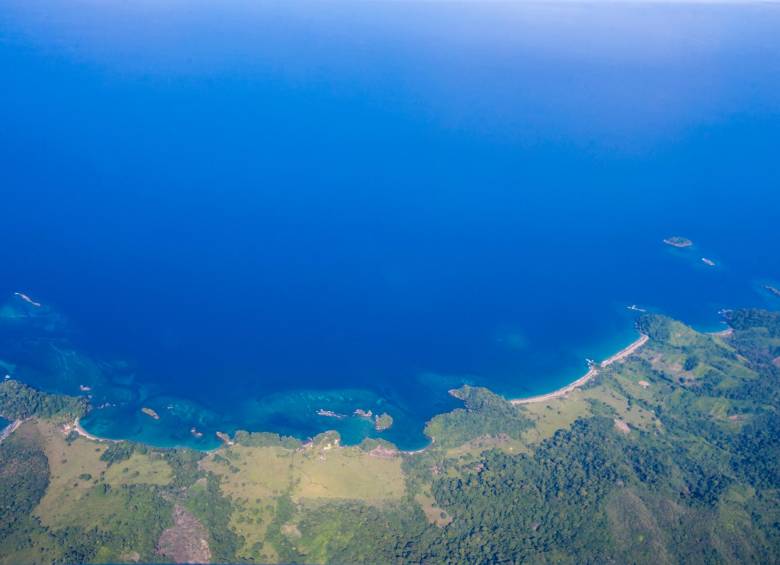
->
[202,446,295,499]
[586,382,655,428]
[519,394,593,443]
[31,419,172,536]
[415,493,452,527]
[32,420,109,528]
[518,354,663,444]
[103,452,172,487]
[203,442,405,560]
[294,446,404,501]
[445,434,528,458]
[230,497,279,563]
[200,447,294,560]
[205,443,405,504]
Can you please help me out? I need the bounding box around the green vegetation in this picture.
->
[374,412,394,431]
[99,442,137,466]
[234,430,301,449]
[184,473,242,563]
[2,310,780,563]
[0,427,49,542]
[725,308,780,335]
[425,385,531,449]
[0,379,86,420]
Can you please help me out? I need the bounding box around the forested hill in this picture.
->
[2,310,780,564]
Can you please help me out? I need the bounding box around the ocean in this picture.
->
[1,0,779,449]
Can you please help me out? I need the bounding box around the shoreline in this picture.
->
[26,333,651,452]
[710,327,734,338]
[510,334,649,405]
[0,418,24,444]
[67,417,120,443]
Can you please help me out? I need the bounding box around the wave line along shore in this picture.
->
[66,418,119,443]
[510,334,649,405]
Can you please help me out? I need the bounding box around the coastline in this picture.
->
[510,334,649,405]
[0,418,24,444]
[55,334,651,452]
[710,327,734,338]
[67,417,120,443]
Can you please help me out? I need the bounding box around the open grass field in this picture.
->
[32,420,174,529]
[103,452,172,487]
[229,496,279,563]
[201,440,404,559]
[202,446,294,499]
[203,441,405,504]
[32,420,111,528]
[293,446,405,502]
[519,357,659,445]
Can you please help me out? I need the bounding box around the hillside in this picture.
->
[2,310,780,564]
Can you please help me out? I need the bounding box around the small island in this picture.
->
[141,407,160,420]
[374,412,393,431]
[316,409,346,419]
[354,408,373,419]
[701,257,716,267]
[663,236,693,248]
[14,291,42,307]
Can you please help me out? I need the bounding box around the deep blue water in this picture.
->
[1,0,780,450]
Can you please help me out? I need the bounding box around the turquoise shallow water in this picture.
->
[1,1,779,450]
